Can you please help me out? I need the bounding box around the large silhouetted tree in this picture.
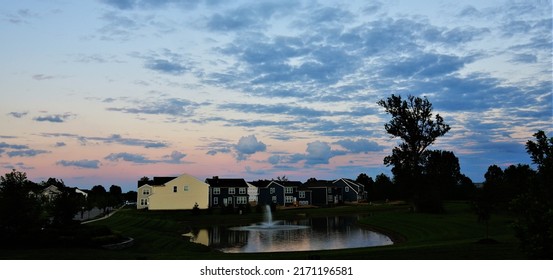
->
[512,130,553,258]
[377,94,450,212]
[0,170,44,242]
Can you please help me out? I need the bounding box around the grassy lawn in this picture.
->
[0,202,525,259]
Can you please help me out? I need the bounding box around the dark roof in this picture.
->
[137,176,177,188]
[205,177,248,188]
[303,180,334,187]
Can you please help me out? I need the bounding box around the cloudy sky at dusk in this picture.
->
[1,0,551,192]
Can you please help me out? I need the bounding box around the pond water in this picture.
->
[183,215,393,253]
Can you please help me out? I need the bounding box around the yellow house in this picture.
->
[136,173,209,210]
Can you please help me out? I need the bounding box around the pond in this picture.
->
[183,215,393,253]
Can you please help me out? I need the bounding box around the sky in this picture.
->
[0,0,551,192]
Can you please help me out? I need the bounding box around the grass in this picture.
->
[0,201,525,259]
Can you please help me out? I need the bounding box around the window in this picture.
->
[327,188,332,194]
[345,187,349,192]
[183,185,189,191]
[228,197,233,204]
[239,188,246,194]
[285,196,294,203]
[285,187,293,194]
[213,188,220,194]
[270,187,275,194]
[272,196,277,203]
[236,196,247,204]
[173,186,177,193]
[142,189,150,195]
[229,188,235,194]
[213,197,218,205]
[299,191,305,198]
[140,198,148,206]
[328,195,333,202]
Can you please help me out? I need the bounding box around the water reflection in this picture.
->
[183,215,393,253]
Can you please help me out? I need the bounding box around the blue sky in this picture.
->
[0,0,551,192]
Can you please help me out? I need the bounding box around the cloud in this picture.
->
[235,135,266,161]
[334,139,385,154]
[6,149,49,157]
[54,142,66,147]
[105,152,156,164]
[32,74,55,80]
[107,97,206,119]
[57,159,101,169]
[33,113,75,123]
[105,151,189,164]
[304,141,340,165]
[278,141,347,166]
[0,142,28,150]
[510,53,538,64]
[8,112,28,118]
[205,1,299,32]
[198,137,233,156]
[97,134,168,148]
[145,59,188,75]
[162,151,187,163]
[100,0,200,10]
[41,133,167,148]
[0,142,48,158]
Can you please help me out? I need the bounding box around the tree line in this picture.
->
[376,94,552,258]
[0,173,135,245]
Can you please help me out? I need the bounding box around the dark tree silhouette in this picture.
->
[355,173,374,200]
[377,94,450,212]
[0,170,44,242]
[511,130,553,258]
[421,150,461,204]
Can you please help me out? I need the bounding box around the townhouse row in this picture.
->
[136,173,365,210]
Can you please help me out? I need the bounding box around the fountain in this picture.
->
[229,205,309,231]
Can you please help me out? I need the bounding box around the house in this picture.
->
[246,182,259,204]
[303,178,364,205]
[205,176,249,208]
[136,173,209,210]
[256,180,308,206]
[41,185,63,201]
[303,180,337,206]
[333,178,364,203]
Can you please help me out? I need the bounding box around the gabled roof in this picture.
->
[138,176,177,188]
[205,177,248,188]
[303,179,334,187]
